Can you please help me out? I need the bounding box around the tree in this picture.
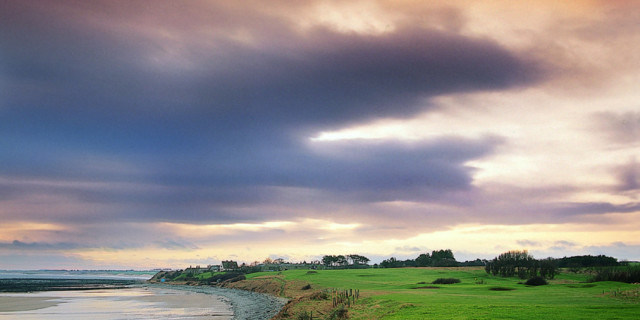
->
[380,257,397,268]
[485,250,537,279]
[430,249,458,267]
[336,255,347,267]
[539,258,558,279]
[485,250,557,279]
[415,253,432,267]
[322,255,337,267]
[431,249,455,261]
[348,254,370,266]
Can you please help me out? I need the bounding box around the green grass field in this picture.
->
[246,267,640,319]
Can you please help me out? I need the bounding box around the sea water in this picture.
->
[0,271,233,319]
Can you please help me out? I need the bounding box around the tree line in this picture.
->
[484,250,558,279]
[378,249,486,268]
[321,254,370,268]
[485,250,623,279]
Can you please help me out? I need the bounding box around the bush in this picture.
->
[432,278,461,284]
[489,287,515,291]
[327,305,348,320]
[309,291,328,300]
[205,272,245,284]
[525,276,548,286]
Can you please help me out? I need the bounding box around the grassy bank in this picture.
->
[227,267,639,319]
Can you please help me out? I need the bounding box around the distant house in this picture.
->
[207,265,221,272]
[221,260,238,271]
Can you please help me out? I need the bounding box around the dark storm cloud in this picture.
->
[194,27,541,128]
[0,0,542,124]
[0,1,544,226]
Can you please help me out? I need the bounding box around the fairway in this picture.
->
[244,267,640,319]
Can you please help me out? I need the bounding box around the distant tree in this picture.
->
[556,255,619,268]
[336,255,347,267]
[459,259,486,267]
[415,253,432,267]
[485,250,537,279]
[539,258,558,279]
[347,254,370,267]
[485,250,559,279]
[429,249,458,267]
[322,255,337,267]
[380,257,415,268]
[431,249,455,261]
[380,257,398,268]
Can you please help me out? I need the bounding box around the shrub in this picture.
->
[432,278,461,284]
[205,272,245,284]
[525,276,548,286]
[489,287,515,291]
[327,305,348,320]
[309,291,328,300]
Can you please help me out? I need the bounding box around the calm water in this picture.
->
[0,286,233,320]
[0,270,156,280]
[0,271,233,319]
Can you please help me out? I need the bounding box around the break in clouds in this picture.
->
[1,0,639,266]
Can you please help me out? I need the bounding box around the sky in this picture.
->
[1,0,639,269]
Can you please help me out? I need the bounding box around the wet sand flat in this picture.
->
[0,296,60,312]
[0,287,233,319]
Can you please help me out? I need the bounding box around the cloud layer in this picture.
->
[1,0,639,268]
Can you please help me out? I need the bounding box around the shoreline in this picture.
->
[146,283,288,320]
[0,286,234,319]
[0,277,287,319]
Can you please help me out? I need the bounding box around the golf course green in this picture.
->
[240,267,640,319]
